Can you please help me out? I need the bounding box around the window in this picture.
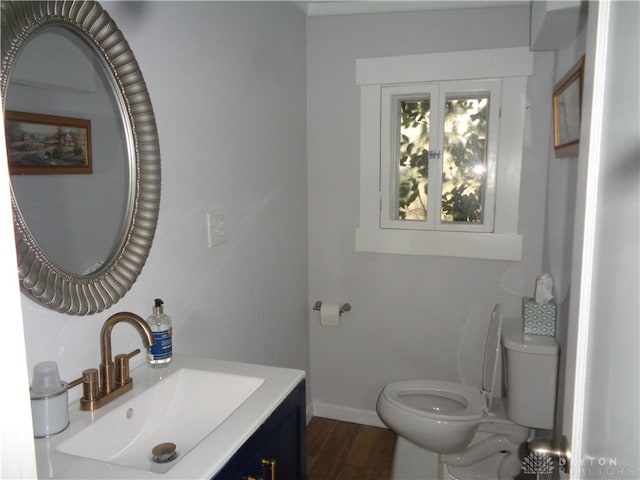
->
[356,48,533,260]
[381,80,500,233]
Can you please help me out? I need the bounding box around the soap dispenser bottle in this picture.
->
[146,298,172,367]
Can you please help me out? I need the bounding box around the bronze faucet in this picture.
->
[69,312,155,411]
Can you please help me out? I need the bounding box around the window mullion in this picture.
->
[428,85,446,230]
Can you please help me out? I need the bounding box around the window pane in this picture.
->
[398,98,430,221]
[441,95,488,224]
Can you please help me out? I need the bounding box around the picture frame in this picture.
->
[4,110,92,174]
[553,56,584,158]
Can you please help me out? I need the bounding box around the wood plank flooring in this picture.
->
[307,417,552,480]
[307,417,396,480]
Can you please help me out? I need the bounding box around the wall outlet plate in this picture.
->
[207,212,227,247]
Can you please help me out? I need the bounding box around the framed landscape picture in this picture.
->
[553,57,584,158]
[4,110,92,174]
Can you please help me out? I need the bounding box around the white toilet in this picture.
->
[376,305,559,480]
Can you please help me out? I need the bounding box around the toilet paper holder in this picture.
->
[313,301,351,315]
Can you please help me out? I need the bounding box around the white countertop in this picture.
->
[34,354,305,479]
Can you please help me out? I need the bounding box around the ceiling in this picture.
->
[295,1,529,17]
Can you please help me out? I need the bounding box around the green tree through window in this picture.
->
[399,99,430,220]
[442,96,488,223]
[398,94,489,223]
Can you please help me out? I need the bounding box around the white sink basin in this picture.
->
[56,368,264,472]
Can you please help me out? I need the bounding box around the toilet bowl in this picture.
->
[376,379,486,453]
[377,305,559,479]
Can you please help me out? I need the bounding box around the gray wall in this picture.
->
[306,6,555,419]
[20,2,310,402]
[542,20,587,435]
[17,3,567,424]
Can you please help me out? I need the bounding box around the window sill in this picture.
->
[355,228,522,261]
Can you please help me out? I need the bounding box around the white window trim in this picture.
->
[355,47,533,261]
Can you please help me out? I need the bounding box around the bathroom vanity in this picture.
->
[34,354,306,479]
[213,381,306,479]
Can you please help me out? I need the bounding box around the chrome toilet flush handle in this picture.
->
[528,436,570,474]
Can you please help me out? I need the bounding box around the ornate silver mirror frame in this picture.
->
[1,1,161,315]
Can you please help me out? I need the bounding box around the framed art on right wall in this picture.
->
[553,56,585,158]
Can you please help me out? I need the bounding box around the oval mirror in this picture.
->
[1,1,161,315]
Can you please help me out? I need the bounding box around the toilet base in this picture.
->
[391,437,440,480]
[391,431,525,480]
[444,454,507,480]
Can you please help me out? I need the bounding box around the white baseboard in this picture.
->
[310,401,387,428]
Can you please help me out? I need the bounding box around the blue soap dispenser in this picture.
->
[146,298,172,367]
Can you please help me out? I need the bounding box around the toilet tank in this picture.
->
[501,317,559,430]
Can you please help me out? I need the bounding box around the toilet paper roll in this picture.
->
[320,303,341,327]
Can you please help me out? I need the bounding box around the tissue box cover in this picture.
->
[523,297,556,336]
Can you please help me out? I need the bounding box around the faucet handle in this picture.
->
[69,369,100,410]
[68,375,85,390]
[115,349,141,387]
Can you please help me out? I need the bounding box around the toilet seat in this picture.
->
[380,304,503,425]
[380,380,486,421]
[376,305,508,454]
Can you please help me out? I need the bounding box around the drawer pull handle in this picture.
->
[262,458,276,480]
[245,458,276,480]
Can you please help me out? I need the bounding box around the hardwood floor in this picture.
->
[307,417,397,480]
[307,418,552,480]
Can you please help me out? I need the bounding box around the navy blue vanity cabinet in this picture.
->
[212,380,307,480]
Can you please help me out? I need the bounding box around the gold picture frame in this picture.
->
[553,56,584,158]
[4,110,92,175]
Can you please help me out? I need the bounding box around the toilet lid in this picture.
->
[382,380,485,421]
[482,304,502,410]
